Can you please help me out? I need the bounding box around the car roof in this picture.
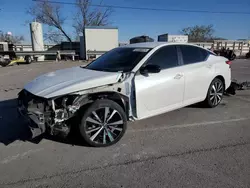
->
[122,42,167,48]
[121,42,205,49]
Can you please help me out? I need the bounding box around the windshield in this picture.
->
[85,47,151,72]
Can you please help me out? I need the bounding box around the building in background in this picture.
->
[9,23,249,60]
[0,42,8,51]
[80,26,119,60]
[158,34,188,43]
[61,42,80,54]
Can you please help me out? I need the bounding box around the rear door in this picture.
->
[178,45,215,105]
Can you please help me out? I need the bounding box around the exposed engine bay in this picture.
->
[18,90,82,137]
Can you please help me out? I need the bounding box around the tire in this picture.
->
[204,78,224,108]
[79,99,127,147]
[230,54,236,60]
[25,55,32,64]
[1,59,11,67]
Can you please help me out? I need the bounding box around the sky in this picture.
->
[0,0,250,44]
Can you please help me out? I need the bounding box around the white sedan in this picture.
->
[18,42,231,147]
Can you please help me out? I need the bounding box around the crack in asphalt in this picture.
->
[1,141,249,186]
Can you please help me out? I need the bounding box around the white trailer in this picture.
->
[80,26,118,60]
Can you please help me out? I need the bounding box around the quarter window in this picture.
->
[146,46,179,69]
[180,45,208,65]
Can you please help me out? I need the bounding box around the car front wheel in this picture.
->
[79,99,127,147]
[204,78,224,108]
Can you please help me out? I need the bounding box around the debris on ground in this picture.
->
[225,80,250,95]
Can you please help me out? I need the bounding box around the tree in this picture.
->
[43,27,65,44]
[213,37,227,41]
[28,0,113,43]
[0,31,24,44]
[73,0,113,36]
[181,24,215,42]
[28,0,72,42]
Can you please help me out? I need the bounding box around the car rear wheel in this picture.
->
[79,99,127,147]
[204,78,224,108]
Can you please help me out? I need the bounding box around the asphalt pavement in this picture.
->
[0,59,250,188]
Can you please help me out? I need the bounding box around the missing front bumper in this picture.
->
[17,105,46,138]
[17,89,73,139]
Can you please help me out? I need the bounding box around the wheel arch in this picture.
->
[79,91,130,120]
[214,75,225,90]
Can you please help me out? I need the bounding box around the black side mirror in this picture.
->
[140,64,161,75]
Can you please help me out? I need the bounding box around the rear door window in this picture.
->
[180,45,208,65]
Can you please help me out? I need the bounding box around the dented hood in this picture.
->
[24,66,122,98]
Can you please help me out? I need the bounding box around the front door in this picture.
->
[134,45,185,119]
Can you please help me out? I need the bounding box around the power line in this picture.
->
[33,0,250,15]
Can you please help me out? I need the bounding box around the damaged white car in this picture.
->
[18,42,231,147]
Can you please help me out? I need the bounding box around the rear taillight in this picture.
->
[226,61,232,65]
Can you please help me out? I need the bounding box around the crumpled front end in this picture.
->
[17,89,85,138]
[17,90,47,137]
[17,71,137,139]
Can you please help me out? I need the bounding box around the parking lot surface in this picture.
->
[0,59,250,188]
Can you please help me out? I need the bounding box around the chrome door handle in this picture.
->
[174,74,183,79]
